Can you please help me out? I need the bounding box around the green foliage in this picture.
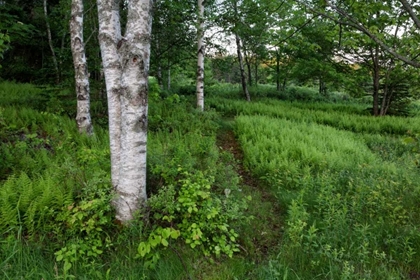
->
[0,84,115,275]
[235,115,378,177]
[0,33,10,67]
[139,170,248,268]
[229,98,420,278]
[54,193,113,273]
[0,172,73,235]
[209,97,420,135]
[0,82,46,109]
[148,97,221,187]
[403,132,420,168]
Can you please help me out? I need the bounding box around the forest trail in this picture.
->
[216,120,284,260]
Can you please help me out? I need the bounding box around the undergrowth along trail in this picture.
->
[216,119,284,260]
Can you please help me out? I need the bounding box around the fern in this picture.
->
[0,172,74,235]
[0,189,19,233]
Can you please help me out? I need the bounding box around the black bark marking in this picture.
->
[133,114,148,132]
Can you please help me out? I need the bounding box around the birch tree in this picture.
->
[196,0,205,110]
[97,0,153,223]
[235,33,250,101]
[70,0,93,134]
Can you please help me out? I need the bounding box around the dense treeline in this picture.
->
[1,0,420,115]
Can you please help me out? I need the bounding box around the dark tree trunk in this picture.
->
[371,46,381,116]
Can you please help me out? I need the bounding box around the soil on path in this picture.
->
[216,125,284,259]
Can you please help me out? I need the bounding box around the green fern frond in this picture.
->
[0,172,75,236]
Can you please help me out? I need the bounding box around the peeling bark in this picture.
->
[98,0,153,222]
[70,0,93,135]
[196,0,205,111]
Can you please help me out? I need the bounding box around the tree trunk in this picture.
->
[70,0,93,135]
[196,0,205,111]
[235,33,250,102]
[43,0,60,84]
[254,60,258,86]
[380,68,393,116]
[97,0,153,223]
[372,46,380,116]
[156,38,163,89]
[167,67,171,90]
[243,46,252,87]
[319,77,326,96]
[157,64,163,89]
[276,51,280,91]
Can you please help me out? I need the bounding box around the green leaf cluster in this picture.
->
[138,170,248,268]
[54,195,113,273]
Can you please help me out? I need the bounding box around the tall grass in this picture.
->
[235,115,378,176]
[0,81,45,107]
[234,111,420,279]
[209,97,420,135]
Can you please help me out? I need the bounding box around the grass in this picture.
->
[208,97,420,135]
[215,97,420,279]
[0,82,279,279]
[2,81,420,279]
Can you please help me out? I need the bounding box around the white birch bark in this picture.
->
[98,0,122,189]
[235,33,250,102]
[98,0,153,222]
[70,0,93,135]
[196,0,205,111]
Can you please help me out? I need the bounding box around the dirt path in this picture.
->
[216,123,284,260]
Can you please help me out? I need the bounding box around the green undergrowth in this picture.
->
[0,83,255,278]
[208,97,420,135]
[0,81,108,125]
[3,81,420,279]
[206,83,354,104]
[233,109,420,279]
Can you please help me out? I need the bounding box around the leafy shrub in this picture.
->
[54,191,113,273]
[138,170,249,268]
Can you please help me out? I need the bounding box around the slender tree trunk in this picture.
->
[243,46,252,87]
[372,46,380,116]
[276,51,280,91]
[156,38,163,89]
[380,69,393,116]
[167,67,171,90]
[70,0,93,135]
[196,0,205,111]
[98,0,153,223]
[157,64,163,89]
[235,33,250,101]
[43,0,60,84]
[319,77,326,95]
[254,60,258,86]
